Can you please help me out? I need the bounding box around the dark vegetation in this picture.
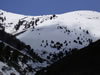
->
[0,30,25,50]
[0,30,44,74]
[36,40,100,75]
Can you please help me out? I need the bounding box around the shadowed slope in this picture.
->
[36,39,100,75]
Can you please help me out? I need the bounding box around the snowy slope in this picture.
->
[0,61,19,75]
[17,10,100,60]
[0,10,57,35]
[1,9,100,60]
[0,10,100,75]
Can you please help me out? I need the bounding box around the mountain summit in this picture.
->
[0,10,100,75]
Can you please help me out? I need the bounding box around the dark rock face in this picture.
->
[36,40,100,75]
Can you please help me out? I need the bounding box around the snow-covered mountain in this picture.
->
[0,9,100,75]
[0,10,57,35]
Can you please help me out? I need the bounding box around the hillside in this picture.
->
[36,39,100,75]
[0,10,100,75]
[0,30,47,75]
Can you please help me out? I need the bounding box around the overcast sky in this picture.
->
[0,0,100,15]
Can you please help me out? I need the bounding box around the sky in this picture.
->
[0,0,100,16]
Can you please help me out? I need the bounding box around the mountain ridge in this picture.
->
[0,9,100,75]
